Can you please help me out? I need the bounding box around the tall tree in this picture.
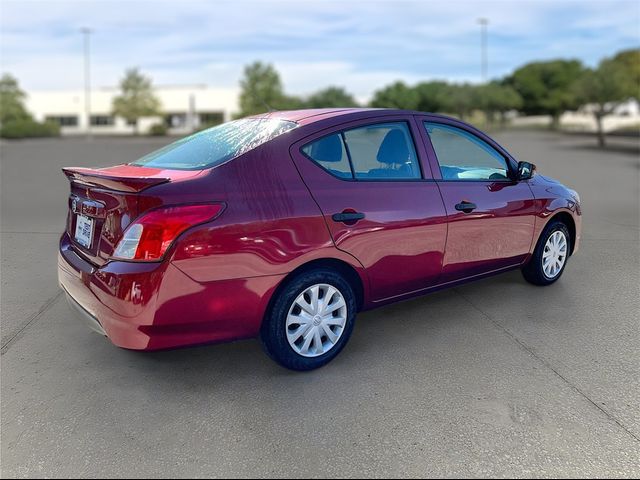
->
[441,83,480,120]
[238,62,289,116]
[369,81,419,110]
[305,86,358,108]
[414,81,450,113]
[573,48,640,147]
[477,82,523,126]
[507,59,584,128]
[112,68,161,134]
[607,48,640,100]
[0,73,30,125]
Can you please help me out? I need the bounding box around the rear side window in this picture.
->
[301,121,421,180]
[301,133,352,179]
[130,118,298,170]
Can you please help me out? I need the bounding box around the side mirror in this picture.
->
[517,161,536,181]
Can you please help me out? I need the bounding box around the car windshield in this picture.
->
[130,117,298,170]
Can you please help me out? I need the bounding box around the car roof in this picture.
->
[249,108,429,126]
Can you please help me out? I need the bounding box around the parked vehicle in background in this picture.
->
[58,108,582,370]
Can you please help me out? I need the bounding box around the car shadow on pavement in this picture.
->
[112,269,536,389]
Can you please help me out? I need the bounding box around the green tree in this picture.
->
[369,81,419,110]
[607,48,640,99]
[573,48,640,147]
[414,81,450,113]
[238,62,289,116]
[0,73,30,125]
[112,68,161,134]
[441,83,480,120]
[507,59,584,128]
[477,82,523,126]
[305,86,358,108]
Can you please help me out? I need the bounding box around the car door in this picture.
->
[417,117,537,283]
[290,116,447,302]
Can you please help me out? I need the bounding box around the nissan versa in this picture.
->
[58,108,581,370]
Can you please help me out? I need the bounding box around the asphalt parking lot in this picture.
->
[1,130,639,478]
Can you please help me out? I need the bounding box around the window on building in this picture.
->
[45,116,78,127]
[164,113,187,128]
[199,112,224,127]
[90,115,114,126]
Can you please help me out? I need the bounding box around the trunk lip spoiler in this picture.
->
[62,167,171,193]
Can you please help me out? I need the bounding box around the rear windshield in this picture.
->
[130,118,298,170]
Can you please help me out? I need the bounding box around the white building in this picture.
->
[25,84,239,136]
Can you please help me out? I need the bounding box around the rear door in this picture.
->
[290,116,447,302]
[417,117,536,282]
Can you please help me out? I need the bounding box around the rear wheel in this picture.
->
[260,269,357,371]
[522,220,570,286]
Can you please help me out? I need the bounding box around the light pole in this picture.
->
[80,27,92,137]
[477,18,488,83]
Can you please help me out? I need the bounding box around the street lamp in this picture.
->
[477,18,488,83]
[80,27,92,137]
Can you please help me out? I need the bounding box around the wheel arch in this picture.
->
[547,211,577,255]
[263,258,366,326]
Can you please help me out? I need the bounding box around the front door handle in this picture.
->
[332,211,365,223]
[455,201,477,213]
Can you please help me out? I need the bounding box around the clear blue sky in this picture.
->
[1,0,638,101]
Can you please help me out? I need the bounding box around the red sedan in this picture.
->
[59,109,581,370]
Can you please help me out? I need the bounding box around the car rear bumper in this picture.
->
[62,286,107,336]
[58,233,284,350]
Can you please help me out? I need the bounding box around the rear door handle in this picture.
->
[455,201,477,213]
[332,211,365,223]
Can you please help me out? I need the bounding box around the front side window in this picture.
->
[425,122,509,181]
[302,121,421,180]
[130,118,298,170]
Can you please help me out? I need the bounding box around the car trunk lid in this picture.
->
[63,165,202,266]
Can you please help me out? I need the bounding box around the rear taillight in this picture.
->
[112,203,225,261]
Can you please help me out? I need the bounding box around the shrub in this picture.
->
[0,119,60,139]
[148,123,168,136]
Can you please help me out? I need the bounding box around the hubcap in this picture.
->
[542,230,568,279]
[286,283,347,358]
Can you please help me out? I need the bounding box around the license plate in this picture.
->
[74,214,94,248]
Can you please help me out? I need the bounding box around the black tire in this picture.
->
[260,268,357,371]
[522,220,571,286]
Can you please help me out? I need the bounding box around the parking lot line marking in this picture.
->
[453,288,640,444]
[1,291,63,355]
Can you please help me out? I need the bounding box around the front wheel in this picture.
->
[260,269,357,371]
[522,220,571,286]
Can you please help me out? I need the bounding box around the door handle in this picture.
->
[332,211,365,223]
[455,201,477,213]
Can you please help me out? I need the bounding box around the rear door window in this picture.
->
[301,133,352,179]
[344,122,420,180]
[301,121,421,180]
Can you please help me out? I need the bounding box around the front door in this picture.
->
[290,117,447,301]
[419,119,537,283]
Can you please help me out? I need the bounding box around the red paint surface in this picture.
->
[58,109,581,350]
